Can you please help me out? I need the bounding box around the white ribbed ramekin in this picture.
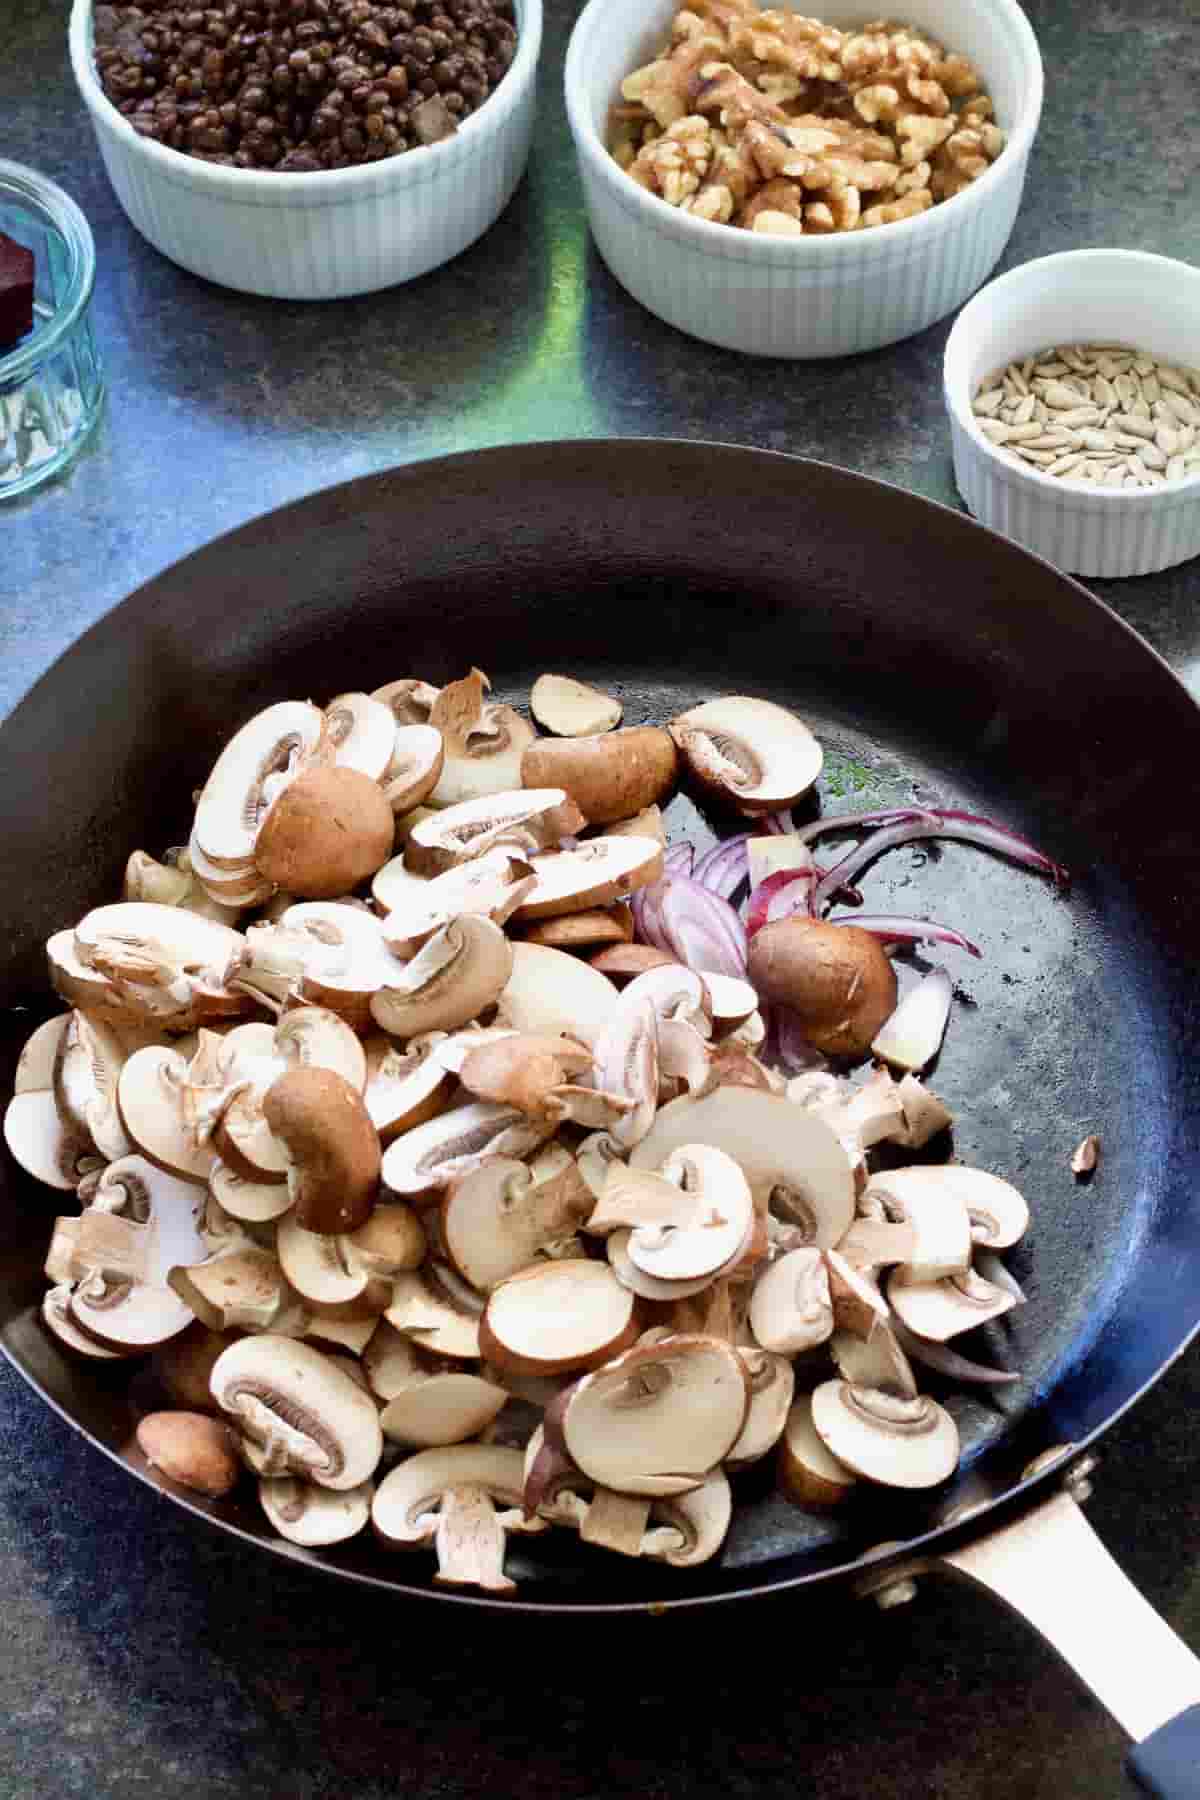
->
[68,0,540,300]
[564,0,1042,359]
[944,250,1200,578]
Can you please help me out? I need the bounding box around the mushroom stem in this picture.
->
[434,1484,516,1595]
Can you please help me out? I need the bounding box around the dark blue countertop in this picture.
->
[2,0,1199,1794]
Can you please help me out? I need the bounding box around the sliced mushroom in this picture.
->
[748,919,897,1061]
[726,1349,795,1467]
[426,668,537,809]
[642,1469,733,1566]
[604,804,667,847]
[242,902,390,1031]
[497,942,619,1047]
[16,1012,72,1092]
[209,1160,293,1224]
[405,789,584,877]
[809,1381,959,1489]
[363,1037,457,1144]
[341,1202,426,1277]
[530,674,623,738]
[669,697,822,815]
[372,1444,544,1594]
[373,845,536,935]
[323,691,399,781]
[192,699,325,872]
[871,966,954,1074]
[941,1166,1029,1250]
[362,1319,426,1400]
[619,1145,753,1283]
[124,848,244,925]
[154,1321,242,1410]
[41,1283,129,1358]
[381,724,446,816]
[210,1334,383,1490]
[834,1216,917,1272]
[386,1270,481,1360]
[561,1335,750,1497]
[887,1265,1017,1341]
[259,1475,374,1545]
[480,1260,638,1376]
[65,1153,209,1352]
[370,916,513,1039]
[303,1312,378,1357]
[441,1152,593,1292]
[830,1322,918,1400]
[63,904,248,1030]
[262,1066,380,1234]
[371,676,441,729]
[824,1248,890,1340]
[276,1213,390,1313]
[457,1033,593,1120]
[604,1227,716,1302]
[630,1087,853,1246]
[511,839,664,923]
[255,765,395,899]
[702,972,759,1035]
[70,1272,198,1354]
[749,1248,833,1354]
[578,1486,653,1557]
[273,1005,368,1091]
[52,1010,135,1162]
[4,1089,94,1191]
[168,1247,285,1331]
[520,727,678,826]
[894,1073,954,1149]
[380,1101,553,1200]
[136,1411,241,1497]
[587,944,679,985]
[593,990,659,1151]
[777,1393,858,1508]
[860,1167,973,1282]
[380,1372,508,1448]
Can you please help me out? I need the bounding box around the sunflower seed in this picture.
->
[1163,391,1198,426]
[1111,412,1156,440]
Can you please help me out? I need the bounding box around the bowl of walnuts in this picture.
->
[565,0,1043,358]
[68,0,541,299]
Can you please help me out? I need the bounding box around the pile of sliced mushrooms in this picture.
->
[3,667,1063,1592]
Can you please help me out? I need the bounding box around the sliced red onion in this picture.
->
[745,868,818,936]
[974,1249,1027,1305]
[635,879,673,954]
[693,833,751,902]
[926,810,1069,888]
[890,1316,1019,1387]
[795,807,932,846]
[809,810,1066,913]
[658,875,748,977]
[773,1005,827,1074]
[826,913,982,958]
[810,815,944,914]
[663,842,695,878]
[870,965,954,1072]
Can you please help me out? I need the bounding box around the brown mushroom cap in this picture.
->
[520,727,679,825]
[136,1411,241,1497]
[262,1067,381,1234]
[777,1392,858,1508]
[255,766,395,899]
[748,919,897,1060]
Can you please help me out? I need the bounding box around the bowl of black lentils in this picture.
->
[68,0,540,298]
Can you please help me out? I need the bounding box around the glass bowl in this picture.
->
[0,159,104,498]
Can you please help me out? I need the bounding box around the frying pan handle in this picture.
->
[931,1490,1200,1796]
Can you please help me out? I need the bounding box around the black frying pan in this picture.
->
[2,443,1198,1792]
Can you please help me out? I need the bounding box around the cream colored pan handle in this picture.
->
[932,1490,1200,1795]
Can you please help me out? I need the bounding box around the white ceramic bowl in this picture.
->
[68,0,541,300]
[944,249,1200,578]
[565,0,1042,358]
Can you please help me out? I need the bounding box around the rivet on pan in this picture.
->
[1063,1454,1099,1505]
[853,1540,922,1610]
[1021,1444,1076,1482]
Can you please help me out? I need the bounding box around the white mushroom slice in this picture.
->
[16,1014,71,1093]
[860,1167,974,1282]
[124,847,244,925]
[381,1102,553,1199]
[605,1228,715,1301]
[727,1010,766,1050]
[622,1145,753,1282]
[371,677,440,729]
[53,1010,135,1163]
[497,942,620,1048]
[41,1283,130,1359]
[426,668,537,810]
[561,1336,750,1497]
[304,1313,378,1357]
[940,1166,1029,1249]
[894,1073,954,1148]
[386,1271,481,1360]
[273,1006,368,1093]
[887,1265,1017,1341]
[71,1206,151,1284]
[209,1160,293,1224]
[777,1393,858,1507]
[259,1475,374,1546]
[457,1033,594,1120]
[603,804,667,847]
[624,964,712,1037]
[3,1089,93,1190]
[71,904,248,1029]
[421,1026,518,1078]
[381,725,446,816]
[89,1155,208,1265]
[726,1349,795,1467]
[630,1088,853,1246]
[276,1214,390,1312]
[480,1260,638,1376]
[186,834,275,907]
[787,1071,845,1111]
[193,699,325,870]
[642,1469,733,1567]
[197,1189,256,1258]
[522,1422,589,1524]
[217,1085,290,1183]
[341,1202,426,1278]
[509,838,664,922]
[370,916,513,1040]
[211,1334,383,1490]
[746,833,815,889]
[441,1154,593,1292]
[372,1445,544,1595]
[168,1247,286,1331]
[594,991,659,1151]
[809,1381,959,1489]
[834,1216,917,1272]
[405,789,583,877]
[668,696,823,815]
[825,1248,890,1339]
[576,1129,624,1202]
[362,1319,426,1400]
[324,692,400,781]
[373,845,536,936]
[44,1217,82,1284]
[118,1045,216,1184]
[830,1323,918,1399]
[363,1038,457,1145]
[871,966,954,1073]
[380,1373,508,1448]
[530,673,623,737]
[701,973,758,1035]
[69,1267,197,1353]
[243,902,389,1029]
[749,1248,833,1354]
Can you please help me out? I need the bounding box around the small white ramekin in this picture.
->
[944,249,1200,579]
[68,0,541,300]
[565,0,1042,359]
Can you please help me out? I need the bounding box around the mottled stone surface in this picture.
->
[1,0,1199,1793]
